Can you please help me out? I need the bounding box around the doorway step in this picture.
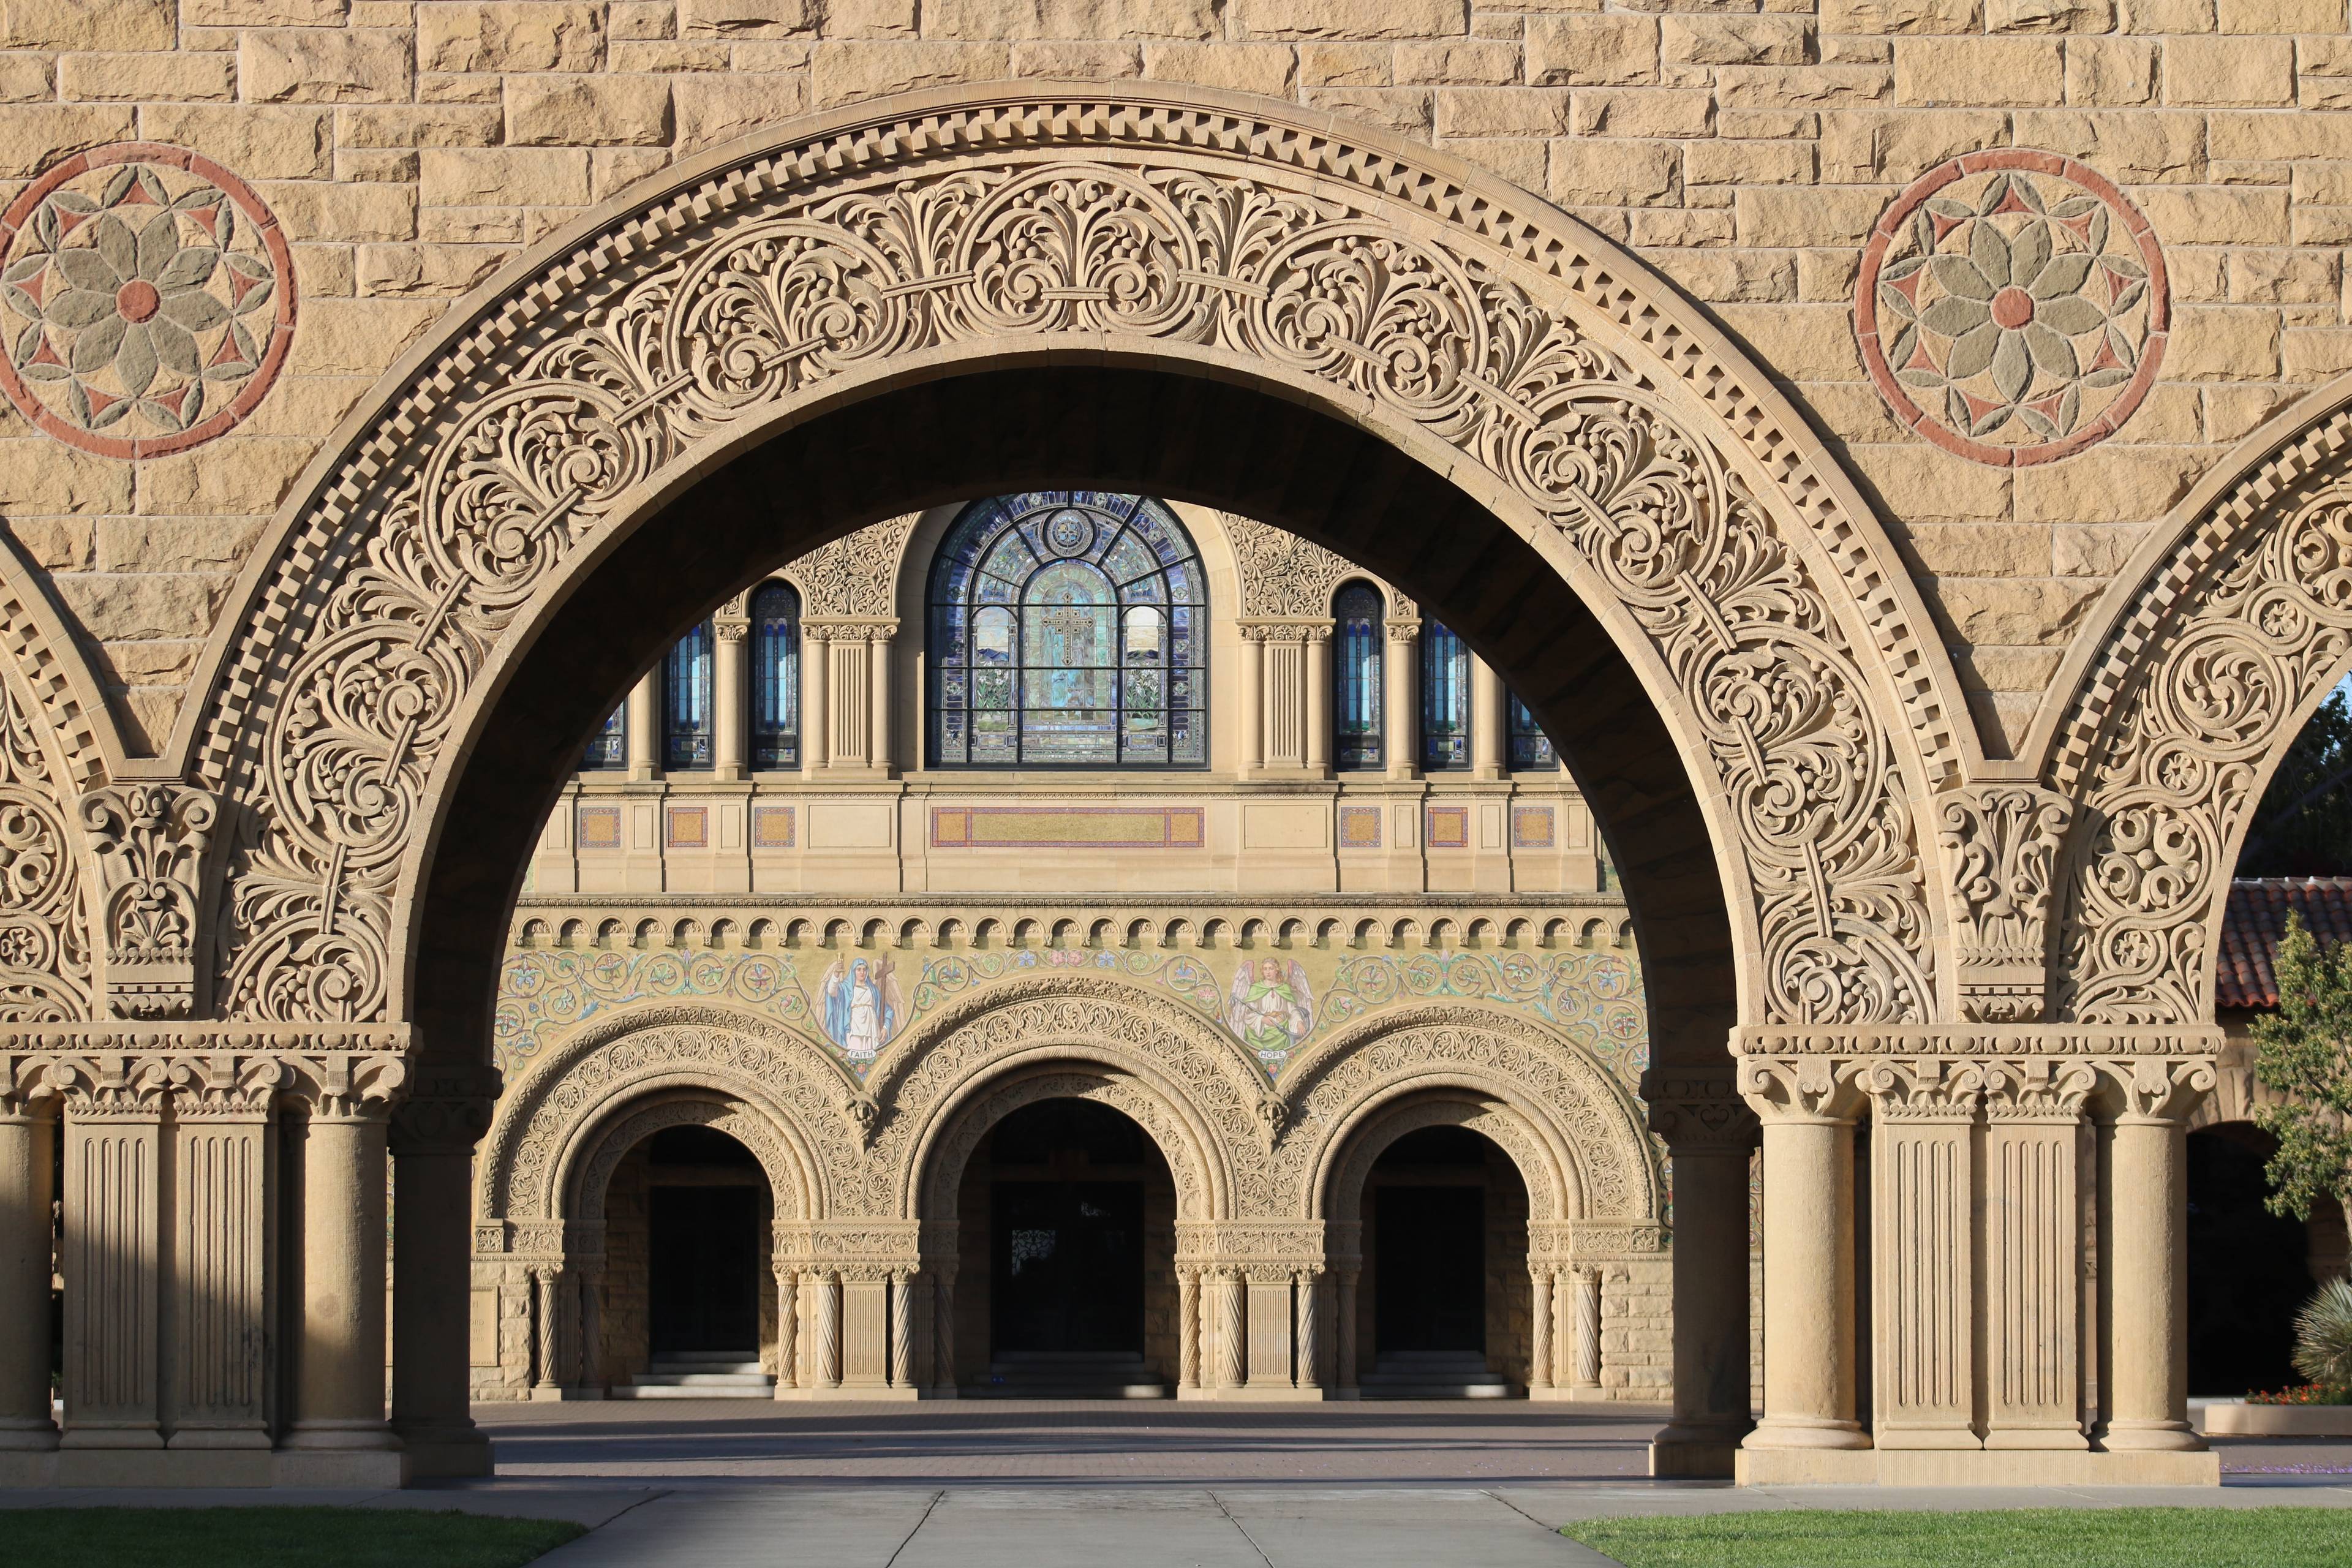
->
[611,1351,775,1399]
[1359,1352,1517,1398]
[969,1351,1170,1398]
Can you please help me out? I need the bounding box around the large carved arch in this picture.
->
[867,974,1254,1222]
[475,1001,861,1228]
[1277,1003,1662,1229]
[0,652,91,1024]
[1317,1092,1575,1227]
[565,1091,805,1226]
[2046,374,2352,1024]
[157,84,1972,1055]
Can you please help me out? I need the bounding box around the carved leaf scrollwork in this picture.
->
[0,678,89,1023]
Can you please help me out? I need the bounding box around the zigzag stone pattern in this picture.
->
[191,98,1943,1033]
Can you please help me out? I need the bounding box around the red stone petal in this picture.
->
[207,328,242,368]
[84,386,118,419]
[17,265,45,306]
[1960,389,2006,423]
[153,383,191,417]
[27,332,63,368]
[225,266,259,305]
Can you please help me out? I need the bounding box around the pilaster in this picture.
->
[1859,1058,1981,1452]
[1645,1074,1757,1476]
[0,1077,58,1463]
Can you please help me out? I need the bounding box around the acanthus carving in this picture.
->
[1937,785,2071,1023]
[0,677,89,1023]
[77,783,220,1020]
[1,1033,412,1120]
[1642,1071,1758,1151]
[1223,514,1360,617]
[197,99,1938,1036]
[1854,1057,1985,1120]
[2100,1055,2218,1123]
[2056,448,2352,1024]
[786,516,916,618]
[1736,1055,1865,1123]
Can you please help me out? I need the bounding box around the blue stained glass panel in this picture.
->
[1420,619,1470,771]
[752,581,800,770]
[1333,581,1383,771]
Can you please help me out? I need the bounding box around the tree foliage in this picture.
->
[2240,689,2352,876]
[2252,912,2352,1221]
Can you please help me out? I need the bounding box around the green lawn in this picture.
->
[0,1507,584,1568]
[1566,1507,2352,1567]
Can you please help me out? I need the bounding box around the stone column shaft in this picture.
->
[287,1110,398,1451]
[1870,1099,1980,1450]
[1295,1271,1322,1391]
[1749,1115,1867,1450]
[1650,1140,1754,1471]
[1471,652,1504,779]
[1529,1270,1554,1393]
[889,1272,915,1389]
[1304,628,1332,775]
[1384,624,1419,782]
[60,1096,164,1449]
[170,1102,273,1449]
[1178,1270,1200,1392]
[870,631,895,775]
[2104,1115,2201,1452]
[802,633,829,777]
[931,1270,957,1395]
[816,1273,842,1389]
[713,620,749,780]
[626,669,658,780]
[1219,1272,1246,1389]
[1335,1269,1360,1396]
[0,1103,58,1450]
[1574,1268,1604,1390]
[1238,635,1264,776]
[391,1140,491,1473]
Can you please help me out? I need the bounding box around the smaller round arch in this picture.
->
[563,1091,805,1229]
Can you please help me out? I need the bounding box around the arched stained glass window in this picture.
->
[751,581,801,770]
[1333,581,1384,771]
[664,620,713,771]
[1508,690,1556,771]
[583,705,625,770]
[1420,619,1470,771]
[929,492,1207,768]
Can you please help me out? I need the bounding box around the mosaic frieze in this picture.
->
[495,940,1646,1088]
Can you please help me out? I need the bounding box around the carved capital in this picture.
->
[1936,784,2073,1023]
[1981,1056,2096,1120]
[712,619,750,644]
[2100,1055,2218,1124]
[1384,618,1422,644]
[1642,1071,1758,1150]
[48,1053,171,1117]
[284,1048,410,1120]
[77,783,220,1020]
[1737,1054,1864,1123]
[165,1052,287,1118]
[1855,1057,1985,1121]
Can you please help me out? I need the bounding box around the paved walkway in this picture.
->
[10,1401,2352,1566]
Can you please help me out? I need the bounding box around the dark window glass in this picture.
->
[928,492,1207,768]
[751,581,801,770]
[1508,689,1556,771]
[1334,582,1384,771]
[1420,619,1470,771]
[583,705,625,770]
[664,621,713,771]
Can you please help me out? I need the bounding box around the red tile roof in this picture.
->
[2218,878,2352,1010]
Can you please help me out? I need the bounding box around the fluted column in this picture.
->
[1741,1061,1868,1453]
[0,1089,58,1452]
[1984,1061,2094,1450]
[390,1085,494,1475]
[1470,652,1504,779]
[2101,1060,2213,1453]
[1303,625,1332,775]
[1384,619,1419,781]
[713,615,750,780]
[1529,1268,1555,1395]
[626,669,658,780]
[1647,1083,1757,1474]
[169,1070,276,1453]
[1861,1060,1982,1451]
[285,1087,400,1455]
[58,1069,167,1450]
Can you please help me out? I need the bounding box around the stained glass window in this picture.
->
[751,581,801,770]
[583,706,625,770]
[663,620,713,771]
[929,492,1207,768]
[1508,690,1556,771]
[1334,581,1384,771]
[1420,619,1470,771]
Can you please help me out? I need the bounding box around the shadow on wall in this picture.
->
[2185,1123,2347,1397]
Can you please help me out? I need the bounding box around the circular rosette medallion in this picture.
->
[0,143,294,458]
[1856,150,2165,466]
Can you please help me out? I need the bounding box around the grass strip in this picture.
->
[1565,1506,2352,1567]
[0,1506,585,1568]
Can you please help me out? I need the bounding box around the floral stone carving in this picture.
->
[0,143,294,459]
[1856,150,2165,467]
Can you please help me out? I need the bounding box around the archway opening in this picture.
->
[957,1097,1177,1398]
[600,1121,777,1400]
[2185,1122,2345,1398]
[1359,1125,1530,1399]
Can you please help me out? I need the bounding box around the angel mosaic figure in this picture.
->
[821,951,903,1063]
[1227,957,1315,1064]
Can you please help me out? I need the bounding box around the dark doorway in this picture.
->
[1376,1185,1486,1354]
[646,1127,762,1355]
[2187,1125,2312,1396]
[988,1101,1147,1356]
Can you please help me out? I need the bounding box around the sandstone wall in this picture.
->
[0,0,2341,758]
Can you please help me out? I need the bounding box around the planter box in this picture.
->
[2201,1401,2352,1436]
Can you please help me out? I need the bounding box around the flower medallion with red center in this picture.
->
[0,143,296,459]
[1855,149,2167,467]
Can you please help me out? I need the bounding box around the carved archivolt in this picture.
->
[2052,401,2352,1023]
[869,974,1258,1221]
[475,1001,859,1230]
[1319,1093,1570,1227]
[0,674,89,1023]
[911,1064,1215,1223]
[1278,1004,1660,1225]
[567,1092,804,1227]
[183,88,1953,1037]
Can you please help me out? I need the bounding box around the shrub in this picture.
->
[2291,1276,2352,1387]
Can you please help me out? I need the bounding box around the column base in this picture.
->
[283,1419,403,1451]
[0,1420,58,1451]
[391,1420,495,1479]
[2098,1420,2206,1452]
[273,1447,412,1488]
[1736,1447,2219,1487]
[774,1384,924,1401]
[1649,1417,1754,1479]
[1745,1415,1871,1450]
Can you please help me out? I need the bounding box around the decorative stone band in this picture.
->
[0,1023,413,1119]
[1738,1043,2216,1126]
[1733,1023,2220,1056]
[1175,1219,1330,1268]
